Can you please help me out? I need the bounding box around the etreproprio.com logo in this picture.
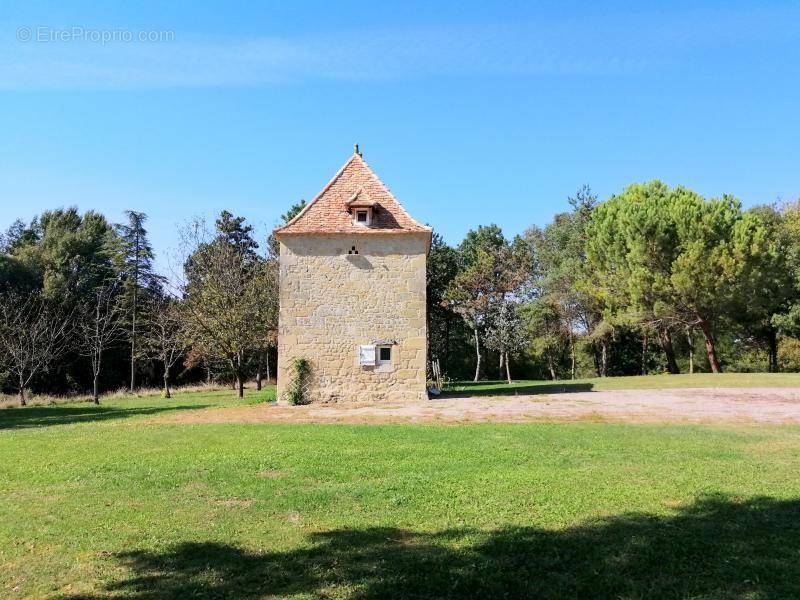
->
[17,26,175,44]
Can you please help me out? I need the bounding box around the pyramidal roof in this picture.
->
[274,149,432,238]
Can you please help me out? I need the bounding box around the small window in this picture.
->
[378,346,392,363]
[356,210,368,223]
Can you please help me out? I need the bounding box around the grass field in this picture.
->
[3,381,800,598]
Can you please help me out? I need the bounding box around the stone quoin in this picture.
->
[274,147,432,403]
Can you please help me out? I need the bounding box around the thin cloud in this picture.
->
[1,7,797,90]
[0,23,653,90]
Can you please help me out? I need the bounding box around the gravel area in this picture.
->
[159,387,800,425]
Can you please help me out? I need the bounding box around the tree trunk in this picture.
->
[164,369,171,399]
[570,333,577,380]
[641,331,648,376]
[266,353,271,382]
[547,356,557,380]
[767,327,778,373]
[599,341,609,377]
[498,351,504,380]
[92,373,100,404]
[686,327,695,374]
[592,345,601,377]
[658,327,680,374]
[130,284,137,393]
[18,378,26,407]
[505,351,511,384]
[698,318,721,373]
[234,351,245,397]
[473,326,481,382]
[443,317,451,375]
[256,358,263,391]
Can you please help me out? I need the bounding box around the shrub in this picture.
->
[285,357,311,405]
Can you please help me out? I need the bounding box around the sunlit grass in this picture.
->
[2,384,800,597]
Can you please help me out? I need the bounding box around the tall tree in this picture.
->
[77,283,127,403]
[526,186,598,379]
[115,211,159,392]
[11,208,117,300]
[669,191,774,373]
[216,210,259,258]
[1,209,120,395]
[588,182,779,373]
[458,224,506,269]
[772,200,800,357]
[733,204,793,371]
[426,232,462,375]
[0,219,38,253]
[180,213,277,398]
[444,230,530,381]
[586,182,682,373]
[521,298,568,380]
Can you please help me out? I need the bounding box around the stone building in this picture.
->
[274,147,431,403]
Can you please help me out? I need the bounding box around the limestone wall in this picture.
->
[276,233,428,403]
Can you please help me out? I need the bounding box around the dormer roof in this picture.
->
[346,189,378,211]
[274,150,432,238]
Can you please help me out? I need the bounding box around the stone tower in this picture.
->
[274,148,431,403]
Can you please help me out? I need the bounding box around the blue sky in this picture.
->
[1,1,798,274]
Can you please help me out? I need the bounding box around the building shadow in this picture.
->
[0,403,212,431]
[440,381,594,398]
[345,254,373,269]
[61,495,800,599]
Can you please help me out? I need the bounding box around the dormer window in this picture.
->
[347,188,377,227]
[352,207,373,226]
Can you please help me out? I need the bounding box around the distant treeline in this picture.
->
[430,183,800,382]
[0,205,291,404]
[2,182,799,404]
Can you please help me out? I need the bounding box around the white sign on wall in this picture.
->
[358,345,376,366]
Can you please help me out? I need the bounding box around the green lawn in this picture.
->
[2,383,800,598]
[0,387,274,429]
[443,371,800,396]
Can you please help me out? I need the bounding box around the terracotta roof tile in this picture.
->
[274,152,431,237]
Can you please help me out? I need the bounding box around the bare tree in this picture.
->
[0,292,72,406]
[484,299,528,384]
[144,298,188,399]
[77,284,127,404]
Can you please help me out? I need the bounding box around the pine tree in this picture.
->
[115,211,160,392]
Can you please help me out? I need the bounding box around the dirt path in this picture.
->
[157,387,800,425]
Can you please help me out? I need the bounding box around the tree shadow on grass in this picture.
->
[63,495,800,599]
[0,404,213,430]
[440,380,594,398]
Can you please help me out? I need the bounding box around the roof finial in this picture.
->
[354,143,362,157]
